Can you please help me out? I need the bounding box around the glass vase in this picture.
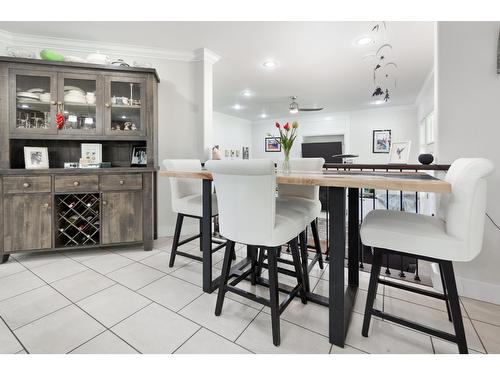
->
[281,149,291,175]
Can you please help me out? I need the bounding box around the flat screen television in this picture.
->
[301,142,343,164]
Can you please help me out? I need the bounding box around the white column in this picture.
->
[194,48,220,161]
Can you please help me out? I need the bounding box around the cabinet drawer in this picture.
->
[55,175,98,192]
[3,176,52,194]
[100,174,143,191]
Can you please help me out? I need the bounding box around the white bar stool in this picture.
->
[276,157,325,290]
[206,159,309,346]
[163,159,225,267]
[360,158,494,354]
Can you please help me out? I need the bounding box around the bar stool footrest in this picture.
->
[371,309,459,343]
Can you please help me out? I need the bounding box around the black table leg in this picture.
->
[348,188,360,287]
[202,179,213,293]
[329,186,346,346]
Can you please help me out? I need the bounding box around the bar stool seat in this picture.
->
[174,193,218,218]
[277,196,321,222]
[361,210,462,261]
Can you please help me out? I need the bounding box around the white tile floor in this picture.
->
[1,236,499,354]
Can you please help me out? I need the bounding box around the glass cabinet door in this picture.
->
[104,76,146,137]
[58,73,102,135]
[11,70,58,135]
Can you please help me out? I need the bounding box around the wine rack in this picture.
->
[56,193,100,247]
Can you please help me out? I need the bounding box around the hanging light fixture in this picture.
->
[289,99,299,114]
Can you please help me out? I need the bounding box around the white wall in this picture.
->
[415,71,435,154]
[436,21,500,303]
[213,111,252,158]
[349,106,418,163]
[251,106,418,164]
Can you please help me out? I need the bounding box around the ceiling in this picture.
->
[0,21,434,120]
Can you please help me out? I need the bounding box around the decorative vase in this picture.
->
[418,153,434,165]
[282,149,291,175]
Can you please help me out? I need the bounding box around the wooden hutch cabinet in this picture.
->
[0,57,159,264]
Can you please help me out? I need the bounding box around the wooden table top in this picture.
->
[160,169,451,193]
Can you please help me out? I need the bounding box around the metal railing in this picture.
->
[323,163,450,284]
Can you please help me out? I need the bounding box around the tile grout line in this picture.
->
[170,327,203,354]
[13,265,111,350]
[459,299,488,353]
[0,315,30,354]
[67,328,141,354]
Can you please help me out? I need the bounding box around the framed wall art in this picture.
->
[265,137,281,152]
[372,129,391,153]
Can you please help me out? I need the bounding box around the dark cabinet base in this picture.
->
[1,254,9,264]
[1,170,156,261]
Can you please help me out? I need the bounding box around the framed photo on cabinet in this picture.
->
[131,146,147,167]
[24,147,49,169]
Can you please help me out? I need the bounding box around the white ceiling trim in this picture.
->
[0,28,199,62]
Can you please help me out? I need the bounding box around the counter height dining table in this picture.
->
[160,168,451,348]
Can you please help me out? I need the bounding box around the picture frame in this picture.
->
[265,137,281,152]
[372,129,391,153]
[24,146,49,169]
[81,143,102,164]
[242,146,250,160]
[388,141,412,164]
[131,146,147,167]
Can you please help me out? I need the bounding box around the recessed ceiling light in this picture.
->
[232,104,242,110]
[121,115,127,119]
[371,99,385,105]
[20,104,30,109]
[241,89,254,97]
[260,113,267,118]
[356,36,373,46]
[262,59,278,69]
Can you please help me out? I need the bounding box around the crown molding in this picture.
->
[194,47,221,64]
[0,28,198,62]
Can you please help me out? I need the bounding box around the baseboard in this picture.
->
[455,275,500,305]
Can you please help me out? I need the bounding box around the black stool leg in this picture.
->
[439,263,453,322]
[250,246,257,285]
[310,219,324,269]
[290,237,307,304]
[256,247,264,277]
[299,231,311,292]
[169,214,184,267]
[362,248,383,337]
[215,240,235,316]
[268,246,281,346]
[441,260,468,354]
[199,218,203,251]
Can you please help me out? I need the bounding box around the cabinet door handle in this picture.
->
[105,103,110,108]
[119,180,125,185]
[73,181,80,187]
[57,101,63,106]
[23,182,31,188]
[42,203,50,209]
[50,100,56,105]
[102,201,107,206]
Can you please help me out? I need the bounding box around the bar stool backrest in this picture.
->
[163,159,202,209]
[438,158,494,261]
[206,159,276,246]
[278,158,325,200]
